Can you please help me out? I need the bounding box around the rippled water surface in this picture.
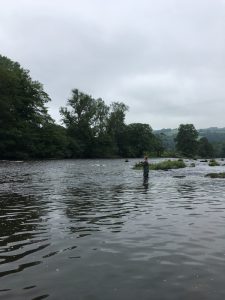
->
[1,159,225,299]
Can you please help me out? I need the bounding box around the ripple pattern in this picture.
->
[0,159,225,299]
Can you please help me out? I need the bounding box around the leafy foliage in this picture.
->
[121,123,156,157]
[60,90,128,157]
[175,124,198,157]
[208,159,220,166]
[60,90,162,158]
[198,137,214,158]
[134,159,186,170]
[1,54,224,160]
[0,55,68,159]
[157,127,222,158]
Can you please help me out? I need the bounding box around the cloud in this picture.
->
[1,0,225,129]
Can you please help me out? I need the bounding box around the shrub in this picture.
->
[208,159,220,166]
[134,159,186,170]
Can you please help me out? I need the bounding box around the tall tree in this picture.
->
[220,142,225,158]
[175,124,198,157]
[0,54,53,159]
[107,102,129,156]
[152,134,165,157]
[60,89,95,157]
[123,123,155,157]
[60,89,112,157]
[198,137,214,158]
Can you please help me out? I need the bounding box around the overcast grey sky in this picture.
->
[1,0,225,129]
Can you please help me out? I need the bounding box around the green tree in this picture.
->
[152,134,165,157]
[175,124,198,157]
[60,89,112,157]
[220,142,225,158]
[32,124,70,158]
[0,54,53,159]
[198,137,214,158]
[60,89,94,157]
[107,102,129,156]
[123,123,155,157]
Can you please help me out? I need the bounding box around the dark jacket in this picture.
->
[143,160,149,177]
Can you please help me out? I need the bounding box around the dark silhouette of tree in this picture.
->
[175,124,198,157]
[0,54,68,159]
[198,137,214,158]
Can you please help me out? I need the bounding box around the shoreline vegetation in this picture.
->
[1,54,225,160]
[133,159,186,170]
[133,158,225,178]
[208,159,220,166]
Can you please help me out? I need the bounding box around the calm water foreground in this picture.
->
[0,159,225,300]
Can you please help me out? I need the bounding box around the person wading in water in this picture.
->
[143,156,149,185]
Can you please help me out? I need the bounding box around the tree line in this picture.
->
[155,127,225,158]
[0,54,223,160]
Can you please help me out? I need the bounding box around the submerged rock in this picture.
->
[205,172,225,178]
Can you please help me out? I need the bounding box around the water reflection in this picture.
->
[176,181,198,199]
[0,193,49,278]
[143,176,149,189]
[64,184,133,235]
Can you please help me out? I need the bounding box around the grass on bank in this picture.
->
[134,159,186,170]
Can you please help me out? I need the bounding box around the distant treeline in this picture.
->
[155,127,225,158]
[1,54,225,160]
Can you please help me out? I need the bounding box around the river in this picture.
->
[0,159,225,299]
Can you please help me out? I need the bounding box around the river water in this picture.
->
[0,159,225,300]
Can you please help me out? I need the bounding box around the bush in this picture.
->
[134,159,186,170]
[208,159,220,166]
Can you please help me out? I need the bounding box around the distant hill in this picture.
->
[154,128,178,136]
[153,128,177,150]
[154,127,225,150]
[198,127,225,143]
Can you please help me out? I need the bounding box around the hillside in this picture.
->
[154,127,225,151]
[198,127,225,142]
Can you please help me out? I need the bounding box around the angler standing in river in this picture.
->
[143,156,149,184]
